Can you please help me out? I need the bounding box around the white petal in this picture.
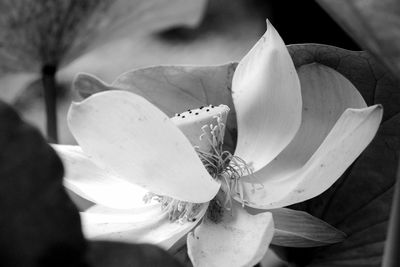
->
[232,20,302,172]
[267,64,367,174]
[68,90,220,203]
[53,144,149,209]
[242,105,383,209]
[240,64,367,206]
[187,202,274,267]
[81,203,207,250]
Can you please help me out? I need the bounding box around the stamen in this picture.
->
[194,113,259,217]
[143,193,204,223]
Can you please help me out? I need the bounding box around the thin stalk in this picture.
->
[41,64,58,143]
[382,160,400,267]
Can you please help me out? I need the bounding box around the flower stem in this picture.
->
[382,160,400,267]
[41,64,58,143]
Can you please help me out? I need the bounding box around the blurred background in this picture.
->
[0,0,358,145]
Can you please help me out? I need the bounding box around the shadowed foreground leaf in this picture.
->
[88,241,184,267]
[0,101,187,266]
[316,0,400,81]
[0,101,87,266]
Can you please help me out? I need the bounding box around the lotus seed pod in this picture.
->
[171,104,230,153]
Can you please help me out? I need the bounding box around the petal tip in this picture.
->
[375,103,384,111]
[265,18,272,27]
[68,101,82,119]
[374,104,384,119]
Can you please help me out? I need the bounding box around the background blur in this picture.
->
[0,0,358,145]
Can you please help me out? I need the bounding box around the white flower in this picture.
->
[53,20,382,267]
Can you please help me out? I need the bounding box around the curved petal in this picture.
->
[68,90,220,203]
[187,203,274,267]
[242,105,383,209]
[232,20,302,172]
[52,144,149,209]
[241,64,367,197]
[73,72,115,99]
[81,203,208,250]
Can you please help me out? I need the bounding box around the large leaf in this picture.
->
[316,0,400,81]
[74,64,236,115]
[73,63,238,151]
[279,44,400,266]
[0,101,86,266]
[288,44,400,122]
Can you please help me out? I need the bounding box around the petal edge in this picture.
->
[187,203,274,267]
[243,105,383,208]
[232,20,302,172]
[68,90,220,203]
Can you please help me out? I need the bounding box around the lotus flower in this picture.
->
[53,21,383,267]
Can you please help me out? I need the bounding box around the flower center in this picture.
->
[144,104,252,223]
[143,193,205,223]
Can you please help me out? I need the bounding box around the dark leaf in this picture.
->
[316,0,400,81]
[0,101,87,266]
[88,241,184,267]
[269,208,346,248]
[279,44,400,266]
[288,44,400,122]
